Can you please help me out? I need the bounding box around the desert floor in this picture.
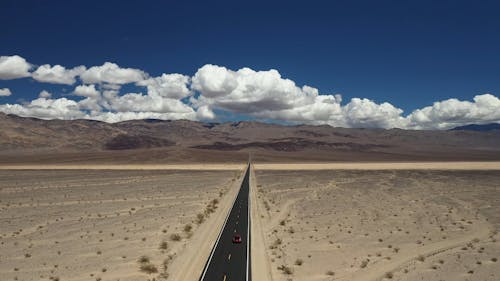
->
[0,169,242,281]
[2,164,500,281]
[253,169,500,281]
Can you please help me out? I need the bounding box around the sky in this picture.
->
[1,0,500,129]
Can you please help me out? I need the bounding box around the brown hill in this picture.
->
[1,112,499,163]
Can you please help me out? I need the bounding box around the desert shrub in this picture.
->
[159,241,168,250]
[196,213,205,224]
[277,265,293,275]
[162,256,173,271]
[295,259,303,266]
[140,263,158,274]
[138,256,150,263]
[170,233,181,241]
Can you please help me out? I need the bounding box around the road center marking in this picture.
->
[223,274,226,281]
[228,253,231,261]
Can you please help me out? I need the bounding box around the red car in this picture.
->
[232,234,242,243]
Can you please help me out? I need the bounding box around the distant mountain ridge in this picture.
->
[1,112,500,163]
[451,123,500,131]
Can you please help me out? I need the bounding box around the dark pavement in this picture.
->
[200,164,251,281]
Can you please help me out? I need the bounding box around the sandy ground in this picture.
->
[0,164,245,170]
[254,162,500,170]
[2,163,499,281]
[250,164,273,281]
[0,169,243,281]
[253,170,500,281]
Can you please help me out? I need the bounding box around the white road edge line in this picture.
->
[199,165,248,281]
[246,162,250,281]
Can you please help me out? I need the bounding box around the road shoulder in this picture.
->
[250,164,273,281]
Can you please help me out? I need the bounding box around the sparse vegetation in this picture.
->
[140,263,158,274]
[277,265,293,275]
[138,255,158,274]
[159,241,168,250]
[0,170,239,281]
[138,256,150,263]
[196,213,205,224]
[170,233,181,241]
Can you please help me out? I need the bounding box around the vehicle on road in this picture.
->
[232,234,242,243]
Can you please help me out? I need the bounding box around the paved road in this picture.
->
[200,164,251,281]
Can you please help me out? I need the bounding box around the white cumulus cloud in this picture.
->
[80,62,148,85]
[32,64,86,85]
[406,94,500,129]
[74,84,100,98]
[191,65,333,115]
[0,97,85,120]
[342,98,406,128]
[88,111,197,123]
[38,90,52,99]
[0,88,12,97]
[0,55,32,80]
[1,57,500,129]
[104,91,195,114]
[137,73,191,99]
[191,64,238,98]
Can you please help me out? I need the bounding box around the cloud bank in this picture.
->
[0,54,499,130]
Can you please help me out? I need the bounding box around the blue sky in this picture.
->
[1,0,500,129]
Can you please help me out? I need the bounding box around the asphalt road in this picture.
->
[200,164,251,281]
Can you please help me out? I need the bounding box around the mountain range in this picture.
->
[450,123,500,132]
[1,112,499,164]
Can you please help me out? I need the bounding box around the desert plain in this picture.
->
[252,165,500,281]
[0,168,245,281]
[0,162,499,281]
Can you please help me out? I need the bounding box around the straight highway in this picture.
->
[199,164,251,281]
